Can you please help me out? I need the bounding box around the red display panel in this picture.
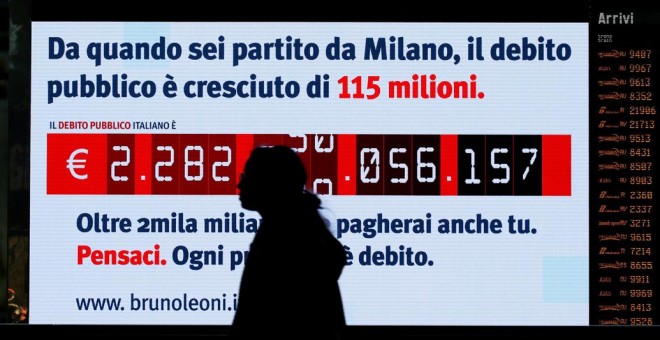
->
[542,135,572,196]
[46,133,571,196]
[47,133,108,194]
[337,134,357,195]
[440,135,458,196]
[134,134,152,195]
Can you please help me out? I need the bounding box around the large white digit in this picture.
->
[184,145,204,181]
[155,145,174,182]
[111,145,130,182]
[289,134,307,153]
[389,148,408,183]
[212,146,232,182]
[360,148,380,183]
[416,147,436,183]
[465,148,481,184]
[522,148,538,180]
[490,148,510,184]
[312,178,333,195]
[314,134,334,153]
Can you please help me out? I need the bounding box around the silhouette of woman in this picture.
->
[230,145,347,339]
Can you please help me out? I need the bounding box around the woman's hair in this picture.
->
[251,145,322,210]
[247,145,307,192]
[301,189,322,210]
[247,145,328,229]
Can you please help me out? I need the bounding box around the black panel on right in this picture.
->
[513,135,543,196]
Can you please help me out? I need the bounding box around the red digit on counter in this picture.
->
[179,134,209,195]
[107,134,135,194]
[151,134,180,195]
[283,134,312,190]
[310,134,337,195]
[209,134,237,195]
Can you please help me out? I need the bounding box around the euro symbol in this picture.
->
[67,148,89,180]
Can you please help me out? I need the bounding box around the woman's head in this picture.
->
[238,145,307,211]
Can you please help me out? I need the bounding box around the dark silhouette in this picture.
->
[230,145,347,339]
